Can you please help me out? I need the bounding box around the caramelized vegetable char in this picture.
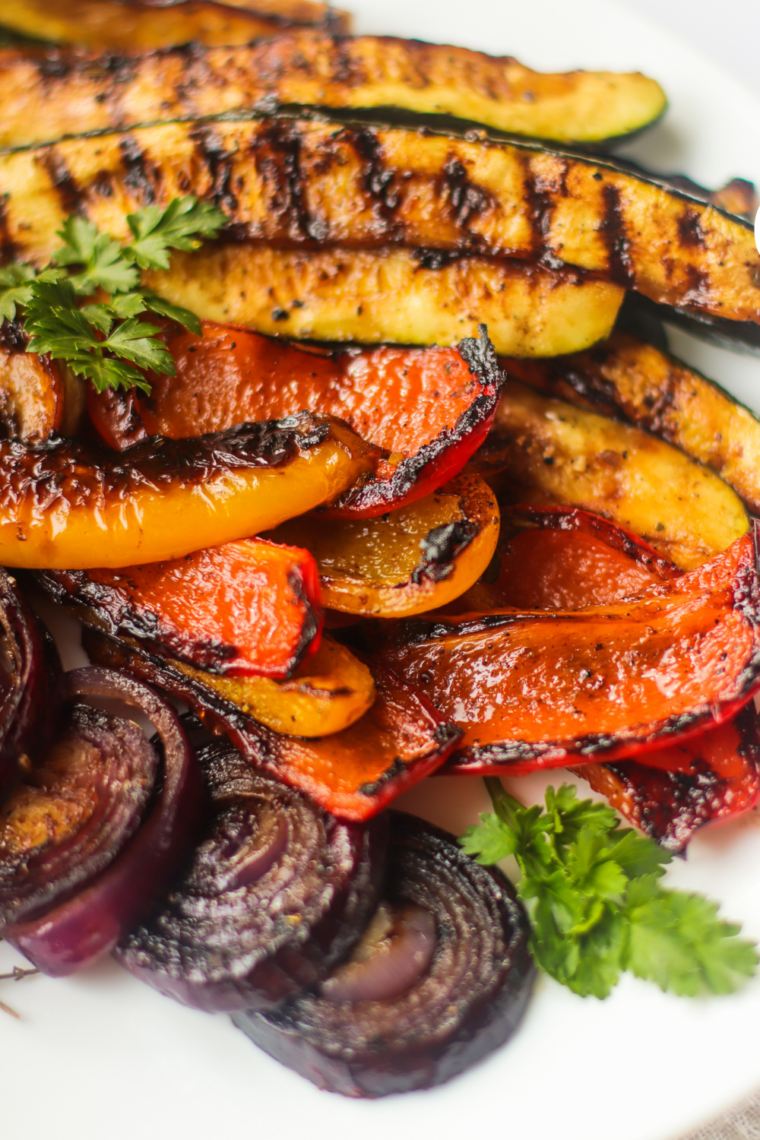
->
[235,812,535,1097]
[37,537,323,679]
[576,706,760,853]
[0,34,666,148]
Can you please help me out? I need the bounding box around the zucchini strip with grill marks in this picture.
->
[0,35,666,149]
[149,248,622,357]
[0,412,376,569]
[0,116,755,331]
[504,332,760,515]
[0,0,350,52]
[475,379,749,570]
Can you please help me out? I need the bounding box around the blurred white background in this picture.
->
[619,0,760,97]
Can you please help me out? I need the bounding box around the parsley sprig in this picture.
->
[0,198,225,393]
[461,778,758,999]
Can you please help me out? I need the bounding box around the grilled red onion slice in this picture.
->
[7,667,204,977]
[234,811,535,1097]
[0,569,64,799]
[114,739,389,1013]
[0,703,158,930]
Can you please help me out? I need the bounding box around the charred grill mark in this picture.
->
[681,263,712,309]
[412,520,479,584]
[91,172,115,199]
[119,135,157,206]
[36,52,78,83]
[600,183,635,287]
[441,156,491,234]
[350,127,404,239]
[41,150,85,216]
[0,319,27,352]
[330,38,364,87]
[286,566,322,677]
[412,249,464,270]
[191,126,238,216]
[677,207,706,250]
[520,154,563,271]
[249,122,325,242]
[358,756,408,797]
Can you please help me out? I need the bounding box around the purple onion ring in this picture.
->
[7,667,205,976]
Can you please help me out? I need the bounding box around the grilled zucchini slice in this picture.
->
[0,115,756,334]
[0,0,349,52]
[477,379,749,570]
[0,34,665,149]
[505,333,760,515]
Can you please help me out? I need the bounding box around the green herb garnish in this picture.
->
[0,198,225,393]
[460,778,758,999]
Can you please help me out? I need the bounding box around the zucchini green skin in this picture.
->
[0,114,756,331]
[504,333,760,516]
[0,34,667,150]
[478,379,749,570]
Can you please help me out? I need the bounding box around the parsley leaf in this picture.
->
[2,196,221,392]
[460,778,758,999]
[0,265,37,322]
[53,216,139,296]
[126,197,226,270]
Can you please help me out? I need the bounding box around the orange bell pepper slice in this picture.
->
[87,322,504,517]
[367,529,760,771]
[82,626,460,820]
[37,536,323,679]
[0,412,375,569]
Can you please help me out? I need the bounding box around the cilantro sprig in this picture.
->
[461,779,758,999]
[0,197,225,393]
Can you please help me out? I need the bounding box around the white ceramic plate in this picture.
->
[3,2,760,1137]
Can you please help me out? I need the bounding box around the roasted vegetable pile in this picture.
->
[1,0,760,1099]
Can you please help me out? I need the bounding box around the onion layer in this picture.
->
[0,569,64,800]
[0,703,158,930]
[7,667,205,976]
[234,811,535,1097]
[115,739,389,1013]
